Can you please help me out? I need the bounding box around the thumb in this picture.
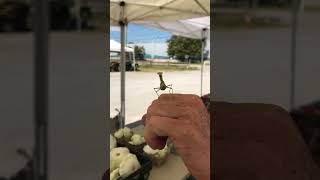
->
[144,116,181,150]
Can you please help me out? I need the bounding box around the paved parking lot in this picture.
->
[110,65,211,124]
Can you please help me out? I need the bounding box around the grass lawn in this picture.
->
[214,13,288,29]
[304,6,320,12]
[138,64,198,72]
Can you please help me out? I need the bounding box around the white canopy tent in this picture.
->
[134,16,210,40]
[110,0,210,127]
[110,0,210,26]
[110,39,134,52]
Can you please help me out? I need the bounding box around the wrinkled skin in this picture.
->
[142,94,210,180]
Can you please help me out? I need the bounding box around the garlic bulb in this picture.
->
[123,127,133,139]
[114,127,133,139]
[119,153,141,177]
[110,147,130,171]
[114,129,124,139]
[129,134,145,145]
[143,144,170,157]
[143,145,158,155]
[110,168,120,180]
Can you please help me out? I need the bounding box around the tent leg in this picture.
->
[200,39,204,96]
[290,0,302,110]
[133,49,136,71]
[34,0,49,180]
[120,23,126,128]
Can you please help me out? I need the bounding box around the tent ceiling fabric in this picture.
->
[110,0,210,26]
[133,16,210,53]
[133,16,210,39]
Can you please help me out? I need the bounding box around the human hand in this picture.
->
[142,94,210,180]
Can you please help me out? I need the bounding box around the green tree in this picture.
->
[167,35,202,61]
[134,45,146,60]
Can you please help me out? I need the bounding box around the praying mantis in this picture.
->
[154,72,173,96]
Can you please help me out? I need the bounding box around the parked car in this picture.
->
[110,40,137,72]
[110,51,135,72]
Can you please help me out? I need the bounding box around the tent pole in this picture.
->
[200,40,204,96]
[290,0,301,110]
[133,46,136,71]
[200,29,206,96]
[120,23,126,128]
[34,0,49,180]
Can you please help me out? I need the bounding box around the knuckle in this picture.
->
[184,118,193,126]
[186,107,199,118]
[192,94,200,99]
[147,106,152,114]
[188,94,200,100]
[147,101,158,113]
[148,116,159,127]
[144,114,151,124]
[159,93,168,99]
[151,99,158,106]
[181,122,195,137]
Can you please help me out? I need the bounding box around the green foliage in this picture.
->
[134,45,146,60]
[167,36,202,61]
[49,0,75,30]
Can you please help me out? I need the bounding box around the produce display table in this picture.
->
[131,124,190,180]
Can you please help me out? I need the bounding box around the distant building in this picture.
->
[132,42,169,59]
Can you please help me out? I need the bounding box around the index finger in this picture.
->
[159,93,201,101]
[158,94,205,109]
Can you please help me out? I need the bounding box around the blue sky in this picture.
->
[110,24,173,56]
[110,24,210,57]
[110,24,172,44]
